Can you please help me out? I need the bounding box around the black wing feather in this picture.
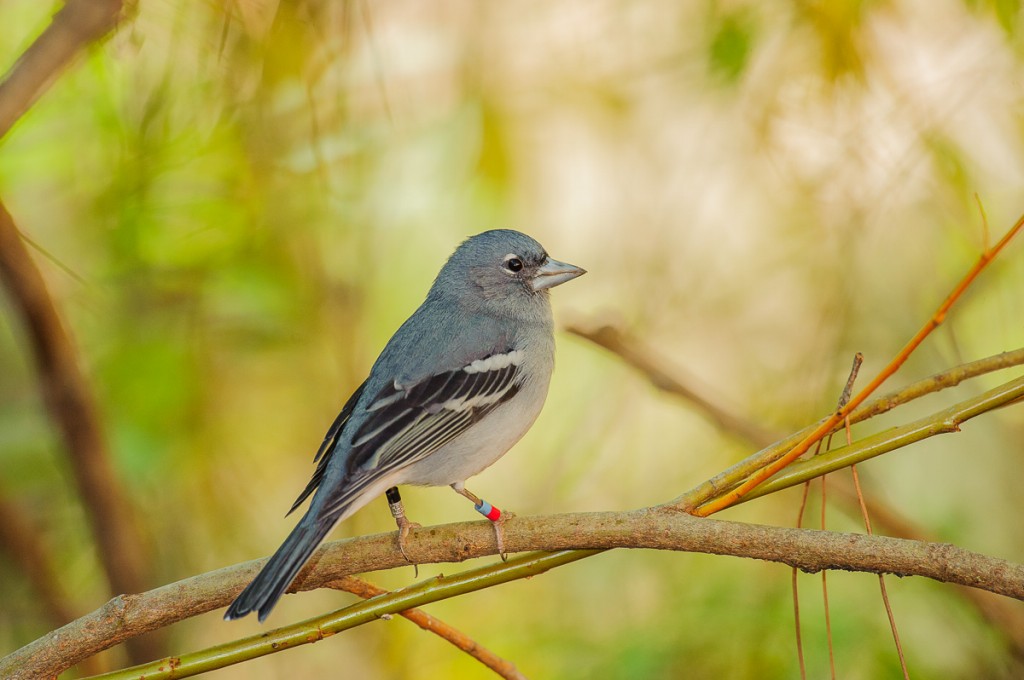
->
[302,352,524,520]
[347,355,520,472]
[287,379,368,515]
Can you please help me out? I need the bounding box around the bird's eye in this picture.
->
[505,257,524,272]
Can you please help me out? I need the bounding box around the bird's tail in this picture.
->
[224,516,335,622]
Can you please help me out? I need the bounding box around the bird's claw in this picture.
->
[453,485,514,561]
[396,517,422,576]
[493,511,514,561]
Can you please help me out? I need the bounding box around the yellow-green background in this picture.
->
[2,1,1024,677]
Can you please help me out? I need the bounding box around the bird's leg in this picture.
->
[386,487,420,574]
[450,483,512,561]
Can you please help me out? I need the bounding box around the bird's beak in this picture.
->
[531,257,587,291]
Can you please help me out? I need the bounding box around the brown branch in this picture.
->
[829,481,1024,662]
[326,576,526,680]
[0,0,125,140]
[697,214,1024,515]
[0,201,158,664]
[5,510,1023,679]
[566,323,779,446]
[0,492,109,676]
[0,0,158,666]
[0,491,78,631]
[567,321,1024,657]
[566,322,1024,450]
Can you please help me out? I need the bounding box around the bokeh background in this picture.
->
[2,0,1024,678]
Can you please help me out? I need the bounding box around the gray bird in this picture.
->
[225,229,585,622]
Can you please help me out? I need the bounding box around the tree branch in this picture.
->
[0,492,108,676]
[0,201,157,663]
[569,323,1024,658]
[326,576,526,680]
[0,0,125,140]
[694,213,1024,515]
[5,509,1023,679]
[566,323,1024,450]
[565,323,779,445]
[0,491,77,631]
[740,373,1024,501]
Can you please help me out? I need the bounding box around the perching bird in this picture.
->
[225,229,585,622]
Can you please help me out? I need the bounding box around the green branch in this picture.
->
[742,373,1024,502]
[671,350,1024,511]
[90,550,595,680]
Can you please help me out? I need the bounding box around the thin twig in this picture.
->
[570,322,1024,658]
[836,353,864,412]
[820,476,836,680]
[694,214,1024,515]
[0,0,125,140]
[792,481,811,680]
[739,373,1024,502]
[326,576,526,680]
[817,355,856,679]
[842,357,909,680]
[851,463,910,679]
[565,323,778,446]
[0,491,108,675]
[819,355,860,678]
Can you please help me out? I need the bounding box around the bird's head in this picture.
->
[430,229,585,318]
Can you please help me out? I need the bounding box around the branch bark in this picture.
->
[0,492,109,675]
[327,576,526,680]
[0,491,78,632]
[0,0,125,140]
[0,201,157,663]
[566,323,780,445]
[5,509,1023,679]
[567,322,1024,657]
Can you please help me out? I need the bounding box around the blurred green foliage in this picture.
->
[708,9,757,84]
[2,1,1024,678]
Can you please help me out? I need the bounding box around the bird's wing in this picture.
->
[315,349,525,519]
[287,379,368,515]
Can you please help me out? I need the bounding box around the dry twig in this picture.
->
[327,576,526,680]
[0,201,160,666]
[0,490,109,674]
[568,322,1024,659]
[693,214,1024,515]
[0,0,125,139]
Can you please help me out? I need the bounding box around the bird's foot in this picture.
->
[396,515,422,576]
[452,485,513,561]
[491,510,514,562]
[472,498,513,561]
[387,487,421,576]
